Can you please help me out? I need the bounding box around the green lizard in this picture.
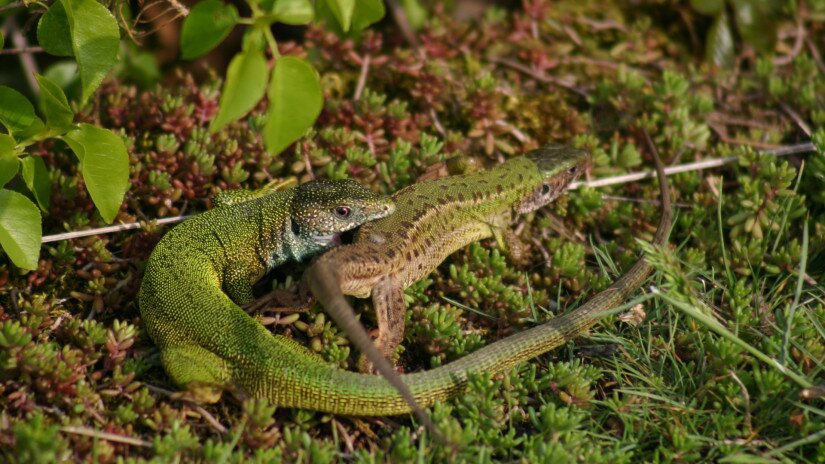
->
[138,179,395,403]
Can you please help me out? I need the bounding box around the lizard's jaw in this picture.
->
[313,233,342,247]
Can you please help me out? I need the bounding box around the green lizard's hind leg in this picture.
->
[162,345,232,403]
[358,277,406,374]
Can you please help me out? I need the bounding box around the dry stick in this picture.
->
[5,17,39,95]
[568,142,816,190]
[38,142,817,245]
[60,425,152,448]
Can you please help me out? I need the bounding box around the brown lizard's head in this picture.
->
[517,144,589,213]
[291,179,396,247]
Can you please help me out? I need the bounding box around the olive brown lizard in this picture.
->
[301,135,670,424]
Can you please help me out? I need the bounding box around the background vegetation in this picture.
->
[1,0,824,461]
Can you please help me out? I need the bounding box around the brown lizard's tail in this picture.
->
[291,134,671,418]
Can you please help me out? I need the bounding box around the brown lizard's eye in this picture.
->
[333,206,351,218]
[541,184,551,195]
[568,166,578,174]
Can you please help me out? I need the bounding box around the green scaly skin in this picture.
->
[138,179,394,402]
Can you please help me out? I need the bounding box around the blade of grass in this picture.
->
[780,219,809,365]
[651,288,812,388]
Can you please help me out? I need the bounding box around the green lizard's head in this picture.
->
[291,179,395,247]
[517,144,589,213]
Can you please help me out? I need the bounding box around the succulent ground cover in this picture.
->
[2,1,825,462]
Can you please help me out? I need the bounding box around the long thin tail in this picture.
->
[298,133,671,421]
[304,263,444,441]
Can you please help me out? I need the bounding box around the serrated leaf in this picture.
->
[0,189,42,270]
[0,135,18,187]
[706,11,735,68]
[63,124,129,223]
[731,0,778,53]
[690,0,724,15]
[210,48,268,132]
[61,0,121,102]
[272,0,314,25]
[38,1,74,57]
[35,74,74,129]
[264,56,322,155]
[324,0,355,32]
[0,86,40,135]
[20,156,51,212]
[180,0,238,59]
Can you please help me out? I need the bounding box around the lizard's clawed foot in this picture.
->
[356,332,400,374]
[244,287,314,314]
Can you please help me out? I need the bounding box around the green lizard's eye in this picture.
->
[568,166,578,174]
[541,184,551,195]
[333,206,352,218]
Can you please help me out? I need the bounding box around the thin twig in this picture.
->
[42,216,191,243]
[0,1,22,14]
[777,101,812,137]
[353,54,371,101]
[385,0,419,50]
[37,143,818,244]
[143,383,227,434]
[490,56,589,98]
[569,142,816,190]
[5,17,39,95]
[728,370,752,433]
[60,425,152,447]
[773,21,806,66]
[0,46,45,55]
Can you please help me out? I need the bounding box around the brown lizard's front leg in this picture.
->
[243,285,314,314]
[501,228,532,266]
[357,276,406,374]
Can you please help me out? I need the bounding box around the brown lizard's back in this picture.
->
[339,156,551,295]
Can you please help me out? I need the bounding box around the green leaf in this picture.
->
[20,156,51,212]
[0,86,39,135]
[264,56,322,155]
[349,0,384,32]
[706,11,735,68]
[272,0,314,25]
[0,31,4,49]
[211,48,268,132]
[180,0,238,59]
[731,0,778,53]
[37,1,74,57]
[690,0,724,15]
[63,124,129,223]
[61,0,121,102]
[0,189,42,270]
[0,135,19,187]
[44,61,81,102]
[400,0,426,30]
[34,74,74,129]
[324,0,355,32]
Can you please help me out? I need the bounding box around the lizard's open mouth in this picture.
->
[314,233,342,246]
